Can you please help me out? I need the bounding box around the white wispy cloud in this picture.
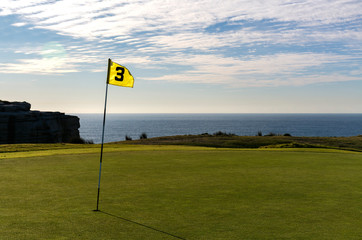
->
[0,57,78,74]
[3,0,361,41]
[0,0,361,87]
[142,52,359,87]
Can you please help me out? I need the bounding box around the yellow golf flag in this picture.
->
[107,59,134,88]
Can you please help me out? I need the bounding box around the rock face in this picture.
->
[0,100,80,144]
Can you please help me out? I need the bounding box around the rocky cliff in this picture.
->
[0,100,80,144]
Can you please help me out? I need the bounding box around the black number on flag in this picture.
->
[115,67,125,81]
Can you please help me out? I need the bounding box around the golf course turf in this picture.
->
[1,144,362,239]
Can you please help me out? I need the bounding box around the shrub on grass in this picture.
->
[139,132,148,139]
[125,135,132,141]
[213,131,236,137]
[256,131,263,136]
[265,132,277,136]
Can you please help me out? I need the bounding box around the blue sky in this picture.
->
[0,0,361,113]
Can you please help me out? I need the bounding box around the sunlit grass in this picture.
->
[1,145,362,239]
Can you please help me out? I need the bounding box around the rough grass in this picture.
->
[1,144,362,239]
[125,134,362,152]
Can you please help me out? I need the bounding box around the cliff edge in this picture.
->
[0,100,80,144]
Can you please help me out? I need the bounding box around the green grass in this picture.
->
[1,144,362,239]
[126,134,362,152]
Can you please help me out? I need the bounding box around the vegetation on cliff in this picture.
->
[122,133,362,152]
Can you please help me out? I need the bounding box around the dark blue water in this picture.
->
[76,114,362,143]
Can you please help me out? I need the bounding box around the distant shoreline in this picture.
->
[77,113,362,144]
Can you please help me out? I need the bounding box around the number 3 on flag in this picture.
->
[107,59,134,88]
[115,67,125,82]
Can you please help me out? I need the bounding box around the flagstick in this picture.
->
[95,59,111,211]
[95,82,108,211]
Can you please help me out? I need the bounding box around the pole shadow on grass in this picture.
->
[96,210,187,240]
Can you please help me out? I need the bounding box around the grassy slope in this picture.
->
[1,145,362,239]
[126,135,362,152]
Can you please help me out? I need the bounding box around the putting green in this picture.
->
[1,146,361,239]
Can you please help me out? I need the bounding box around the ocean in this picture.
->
[76,114,362,144]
